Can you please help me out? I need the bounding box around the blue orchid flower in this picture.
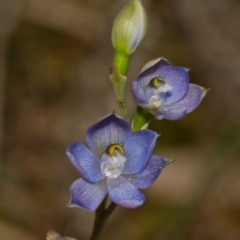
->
[132,58,208,120]
[66,114,167,211]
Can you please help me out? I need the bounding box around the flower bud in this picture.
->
[46,229,77,240]
[112,0,147,55]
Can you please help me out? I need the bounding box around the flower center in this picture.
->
[149,94,161,108]
[150,77,166,88]
[106,144,124,157]
[102,144,126,178]
[148,77,172,108]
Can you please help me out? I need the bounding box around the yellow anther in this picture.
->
[106,144,124,157]
[150,77,165,88]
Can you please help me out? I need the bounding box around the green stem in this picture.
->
[89,198,117,240]
[132,106,154,131]
[114,52,130,76]
[117,101,129,122]
[112,52,131,121]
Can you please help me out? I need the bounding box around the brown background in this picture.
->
[0,0,240,239]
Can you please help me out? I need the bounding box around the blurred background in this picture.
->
[0,0,240,239]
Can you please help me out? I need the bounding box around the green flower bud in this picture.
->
[112,0,147,56]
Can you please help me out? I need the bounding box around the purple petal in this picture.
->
[137,58,172,88]
[161,84,208,120]
[123,156,167,189]
[69,178,107,211]
[107,176,145,208]
[162,106,187,120]
[86,114,132,158]
[132,81,148,104]
[174,84,208,113]
[160,67,189,105]
[66,142,104,183]
[123,130,158,174]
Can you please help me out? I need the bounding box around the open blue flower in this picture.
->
[132,58,208,120]
[66,114,167,211]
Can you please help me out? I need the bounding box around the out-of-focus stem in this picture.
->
[89,197,117,240]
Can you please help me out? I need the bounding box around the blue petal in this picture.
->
[66,142,104,183]
[162,106,187,120]
[86,114,132,158]
[107,176,145,208]
[123,130,158,174]
[123,156,167,189]
[174,84,208,113]
[69,178,107,211]
[162,84,208,120]
[160,67,189,105]
[132,81,148,104]
[137,58,172,88]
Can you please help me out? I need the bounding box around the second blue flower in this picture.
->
[132,58,208,120]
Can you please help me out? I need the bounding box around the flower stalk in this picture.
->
[113,52,130,76]
[110,65,129,121]
[90,197,116,240]
[132,106,154,131]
